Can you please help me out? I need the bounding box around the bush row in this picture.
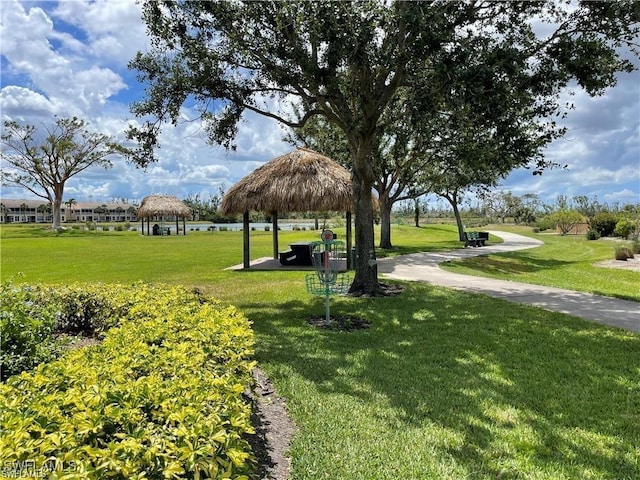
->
[0,283,256,479]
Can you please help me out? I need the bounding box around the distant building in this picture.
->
[0,199,139,224]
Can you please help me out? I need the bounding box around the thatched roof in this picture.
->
[221,147,352,214]
[137,194,191,219]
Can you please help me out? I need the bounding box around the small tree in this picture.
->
[1,117,130,230]
[591,212,619,237]
[614,219,637,239]
[551,209,583,235]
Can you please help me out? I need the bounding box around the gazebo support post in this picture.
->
[243,211,250,269]
[272,211,279,260]
[346,211,352,270]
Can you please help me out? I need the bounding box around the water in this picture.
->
[134,222,318,233]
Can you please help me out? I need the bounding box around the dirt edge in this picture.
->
[245,367,297,480]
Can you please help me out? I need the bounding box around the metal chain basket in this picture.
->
[304,271,351,296]
[304,234,351,325]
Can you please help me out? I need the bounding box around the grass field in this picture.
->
[440,225,640,302]
[1,223,639,479]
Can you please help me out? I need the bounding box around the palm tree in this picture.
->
[94,205,108,223]
[20,203,29,223]
[115,206,125,222]
[36,203,52,223]
[64,198,77,222]
[127,206,137,222]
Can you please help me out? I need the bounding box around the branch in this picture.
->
[243,104,324,128]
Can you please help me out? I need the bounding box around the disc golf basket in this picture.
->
[305,230,351,326]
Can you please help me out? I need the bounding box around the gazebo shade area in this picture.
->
[221,147,353,268]
[137,194,191,235]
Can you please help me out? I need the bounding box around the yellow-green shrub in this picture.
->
[0,284,256,479]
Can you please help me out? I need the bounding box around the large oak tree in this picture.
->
[128,1,639,295]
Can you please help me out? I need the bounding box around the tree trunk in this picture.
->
[349,172,381,295]
[378,192,393,249]
[414,199,420,228]
[451,200,465,241]
[52,185,64,230]
[348,134,383,296]
[442,193,465,241]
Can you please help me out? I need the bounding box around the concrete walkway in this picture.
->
[377,231,640,333]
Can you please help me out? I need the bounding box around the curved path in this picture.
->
[377,231,640,333]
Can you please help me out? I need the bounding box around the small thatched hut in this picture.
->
[221,147,353,268]
[137,194,191,235]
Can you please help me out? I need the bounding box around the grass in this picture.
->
[439,225,640,302]
[1,222,639,479]
[238,285,639,480]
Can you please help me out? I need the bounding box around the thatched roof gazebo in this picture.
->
[137,194,191,235]
[221,147,353,268]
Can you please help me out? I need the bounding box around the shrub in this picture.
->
[585,229,600,240]
[614,219,637,239]
[535,216,556,232]
[0,284,256,479]
[0,283,68,381]
[53,284,132,335]
[614,246,634,261]
[591,212,618,237]
[1,283,142,380]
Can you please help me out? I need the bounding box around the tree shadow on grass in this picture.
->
[237,283,640,479]
[443,250,573,275]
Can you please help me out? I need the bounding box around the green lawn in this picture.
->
[1,223,638,479]
[440,226,640,302]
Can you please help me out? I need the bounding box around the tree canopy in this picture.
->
[128,0,639,295]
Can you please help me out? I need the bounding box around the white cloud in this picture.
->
[603,189,640,204]
[0,1,70,83]
[0,86,55,120]
[0,0,129,118]
[51,0,149,65]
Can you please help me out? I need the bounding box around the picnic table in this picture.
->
[279,241,314,266]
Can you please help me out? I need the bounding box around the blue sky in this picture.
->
[1,0,639,208]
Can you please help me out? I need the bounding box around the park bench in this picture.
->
[464,231,485,247]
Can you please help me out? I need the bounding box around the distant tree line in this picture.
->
[394,191,640,240]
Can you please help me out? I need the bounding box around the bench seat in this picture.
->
[464,231,485,247]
